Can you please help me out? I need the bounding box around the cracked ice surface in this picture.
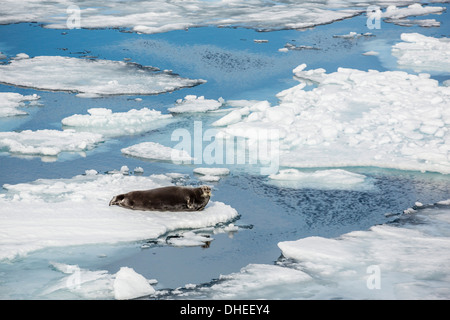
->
[215,64,450,174]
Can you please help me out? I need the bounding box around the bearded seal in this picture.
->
[109,185,211,212]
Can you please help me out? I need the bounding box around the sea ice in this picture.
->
[121,141,193,163]
[113,267,156,300]
[42,263,156,299]
[169,201,450,299]
[193,167,230,176]
[216,64,450,174]
[0,56,205,96]
[168,95,224,113]
[0,171,239,261]
[0,0,361,33]
[0,129,104,158]
[61,108,174,137]
[0,92,40,117]
[267,169,371,190]
[392,33,450,73]
[382,4,445,26]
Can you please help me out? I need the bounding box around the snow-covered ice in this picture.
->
[121,141,193,163]
[168,95,224,113]
[392,33,450,73]
[61,108,174,137]
[0,92,40,117]
[0,56,205,97]
[216,64,450,174]
[0,129,104,158]
[0,171,238,261]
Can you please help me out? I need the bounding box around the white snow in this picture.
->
[0,129,104,158]
[216,64,450,174]
[121,141,193,163]
[0,92,40,117]
[0,171,238,261]
[0,56,205,96]
[267,169,371,190]
[61,108,173,137]
[392,33,450,73]
[168,95,224,113]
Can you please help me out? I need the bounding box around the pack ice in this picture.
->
[0,56,204,97]
[215,64,450,174]
[0,171,238,261]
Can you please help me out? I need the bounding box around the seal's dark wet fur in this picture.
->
[109,185,211,212]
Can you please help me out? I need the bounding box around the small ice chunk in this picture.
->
[193,168,230,176]
[62,108,173,137]
[168,95,224,113]
[0,92,40,117]
[121,141,193,163]
[113,267,155,300]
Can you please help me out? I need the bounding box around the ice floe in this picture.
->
[121,141,193,163]
[61,108,174,137]
[0,56,205,97]
[0,92,40,117]
[0,129,104,159]
[392,33,450,73]
[382,4,445,27]
[193,167,230,182]
[216,64,450,174]
[267,169,372,191]
[0,171,238,261]
[0,0,361,33]
[168,95,224,113]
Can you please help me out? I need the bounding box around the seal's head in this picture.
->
[200,185,212,198]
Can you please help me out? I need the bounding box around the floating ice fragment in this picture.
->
[168,95,224,113]
[114,267,155,300]
[0,92,40,117]
[121,141,193,163]
[0,56,205,96]
[0,129,104,158]
[62,108,173,137]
